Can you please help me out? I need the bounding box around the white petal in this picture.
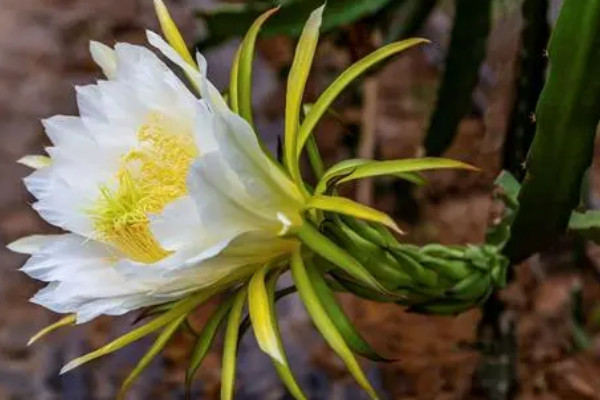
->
[22,234,156,323]
[211,109,304,217]
[146,30,228,111]
[193,99,218,154]
[149,195,201,251]
[188,152,277,241]
[195,51,230,112]
[7,234,62,254]
[90,41,117,79]
[42,115,90,147]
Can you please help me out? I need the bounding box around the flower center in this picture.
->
[90,113,197,263]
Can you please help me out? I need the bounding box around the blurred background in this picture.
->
[1,0,600,399]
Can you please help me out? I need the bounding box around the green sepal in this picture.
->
[316,157,476,194]
[263,271,308,400]
[291,250,380,399]
[185,297,235,396]
[306,195,401,233]
[236,7,280,126]
[284,5,324,190]
[297,220,390,295]
[221,288,248,400]
[28,314,75,346]
[297,38,428,156]
[389,248,438,287]
[60,288,221,374]
[326,220,411,287]
[307,259,391,362]
[118,313,186,400]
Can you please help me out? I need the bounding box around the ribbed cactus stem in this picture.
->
[503,0,550,181]
[505,0,600,262]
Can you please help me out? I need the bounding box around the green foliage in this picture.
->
[568,210,600,244]
[197,0,394,47]
[486,171,521,248]
[424,0,492,156]
[385,0,437,42]
[505,0,600,261]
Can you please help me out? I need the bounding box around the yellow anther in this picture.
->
[90,113,197,263]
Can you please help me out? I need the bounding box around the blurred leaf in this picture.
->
[198,0,393,47]
[570,286,591,351]
[505,0,600,261]
[221,289,247,400]
[118,314,186,400]
[297,38,428,157]
[385,0,437,42]
[290,250,379,399]
[568,210,600,244]
[486,171,521,247]
[424,0,492,156]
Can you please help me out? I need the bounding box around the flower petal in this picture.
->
[7,234,62,254]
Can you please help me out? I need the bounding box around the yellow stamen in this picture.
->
[90,113,197,263]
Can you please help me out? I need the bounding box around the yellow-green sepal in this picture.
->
[221,288,248,400]
[60,288,220,374]
[185,297,235,395]
[284,5,324,190]
[153,0,196,68]
[18,155,51,169]
[306,259,389,362]
[306,195,401,233]
[237,7,280,125]
[290,250,379,400]
[297,38,429,156]
[296,221,390,296]
[28,314,75,346]
[316,157,476,193]
[249,267,308,399]
[230,46,242,113]
[117,313,186,400]
[248,264,283,362]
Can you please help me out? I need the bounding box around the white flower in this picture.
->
[9,32,304,323]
